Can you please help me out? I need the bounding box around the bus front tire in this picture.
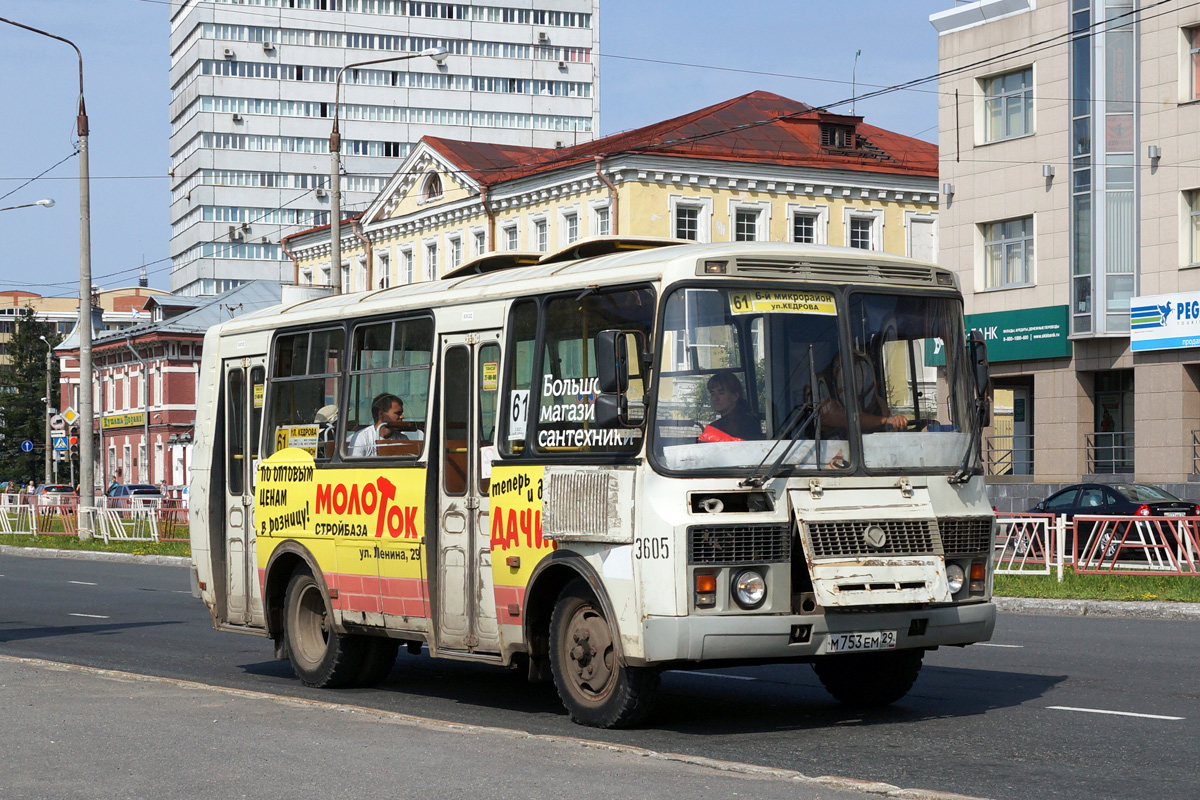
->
[549,579,659,728]
[812,649,924,708]
[283,570,363,688]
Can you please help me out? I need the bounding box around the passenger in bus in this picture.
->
[698,370,763,442]
[349,393,412,457]
[818,354,908,433]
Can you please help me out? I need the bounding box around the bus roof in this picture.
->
[217,241,955,337]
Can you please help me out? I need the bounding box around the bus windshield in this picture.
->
[650,285,974,475]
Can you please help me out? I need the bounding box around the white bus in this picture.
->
[189,239,996,728]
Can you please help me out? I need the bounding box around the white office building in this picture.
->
[168,0,599,296]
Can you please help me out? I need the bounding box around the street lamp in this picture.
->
[2,17,94,537]
[39,335,53,484]
[0,198,55,212]
[329,46,449,293]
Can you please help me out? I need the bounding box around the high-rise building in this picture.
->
[168,0,599,296]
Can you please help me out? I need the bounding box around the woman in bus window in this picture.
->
[699,370,762,442]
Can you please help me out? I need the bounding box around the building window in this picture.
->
[377,252,390,288]
[983,67,1033,142]
[849,217,873,250]
[1189,190,1200,265]
[563,212,579,244]
[792,213,817,243]
[734,208,759,242]
[504,224,519,251]
[534,218,548,251]
[1190,27,1200,102]
[820,123,855,149]
[423,173,443,200]
[449,236,462,268]
[425,242,437,279]
[340,263,350,294]
[402,249,414,284]
[675,206,700,240]
[473,230,486,256]
[594,206,610,236]
[984,217,1034,288]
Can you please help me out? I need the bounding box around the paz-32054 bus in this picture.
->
[189,239,996,728]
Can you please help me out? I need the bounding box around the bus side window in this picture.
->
[343,316,433,459]
[500,300,538,457]
[478,342,501,494]
[266,327,344,460]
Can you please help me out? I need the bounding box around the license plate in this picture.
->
[1163,511,1187,517]
[823,630,897,654]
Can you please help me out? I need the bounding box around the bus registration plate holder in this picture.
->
[823,630,897,654]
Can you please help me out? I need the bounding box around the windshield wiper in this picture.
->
[741,345,822,488]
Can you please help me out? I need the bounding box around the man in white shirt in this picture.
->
[349,393,407,457]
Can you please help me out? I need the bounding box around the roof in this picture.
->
[425,91,938,186]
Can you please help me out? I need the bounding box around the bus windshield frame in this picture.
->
[647,282,976,479]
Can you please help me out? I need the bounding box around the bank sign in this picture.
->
[928,305,1071,364]
[1130,292,1200,352]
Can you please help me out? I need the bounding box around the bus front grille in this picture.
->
[688,523,791,565]
[937,517,994,554]
[804,520,940,558]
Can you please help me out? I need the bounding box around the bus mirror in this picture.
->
[594,394,625,428]
[596,329,633,394]
[969,329,990,398]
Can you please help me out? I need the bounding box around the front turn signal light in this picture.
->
[695,572,717,608]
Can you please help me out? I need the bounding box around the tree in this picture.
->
[0,307,61,484]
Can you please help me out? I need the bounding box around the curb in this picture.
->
[0,543,189,568]
[994,595,1200,621]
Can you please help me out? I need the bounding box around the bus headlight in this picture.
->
[731,569,766,609]
[946,563,965,595]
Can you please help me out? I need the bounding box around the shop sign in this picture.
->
[926,305,1070,364]
[102,412,146,430]
[1131,292,1200,352]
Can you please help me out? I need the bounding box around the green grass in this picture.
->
[995,569,1200,603]
[0,533,190,559]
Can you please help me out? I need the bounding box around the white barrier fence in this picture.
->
[994,513,1066,581]
[0,495,164,543]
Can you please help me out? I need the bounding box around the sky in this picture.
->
[0,0,952,296]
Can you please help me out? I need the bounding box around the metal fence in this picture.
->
[987,434,1035,476]
[1085,431,1134,474]
[0,494,189,544]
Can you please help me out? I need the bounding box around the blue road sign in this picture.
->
[20,440,34,453]
[52,435,68,452]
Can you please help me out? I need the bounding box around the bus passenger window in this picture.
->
[500,300,538,457]
[266,327,344,460]
[478,342,500,494]
[344,316,433,459]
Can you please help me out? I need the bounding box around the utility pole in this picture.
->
[40,335,52,484]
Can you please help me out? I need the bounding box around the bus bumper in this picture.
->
[637,601,996,665]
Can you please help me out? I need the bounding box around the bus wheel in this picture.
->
[812,649,924,708]
[283,570,363,688]
[354,637,399,687]
[549,579,659,728]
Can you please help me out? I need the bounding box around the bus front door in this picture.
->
[222,359,266,628]
[435,334,501,655]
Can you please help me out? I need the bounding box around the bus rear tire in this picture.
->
[283,570,363,688]
[812,649,924,708]
[549,579,659,728]
[354,637,399,687]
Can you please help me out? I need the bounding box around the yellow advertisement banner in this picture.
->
[728,290,836,316]
[488,464,556,589]
[102,412,146,430]
[254,448,426,579]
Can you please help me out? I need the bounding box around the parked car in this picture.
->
[33,484,78,506]
[104,483,163,508]
[1029,483,1198,559]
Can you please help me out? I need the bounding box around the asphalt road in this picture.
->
[2,550,1197,800]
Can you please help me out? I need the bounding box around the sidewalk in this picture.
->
[0,655,978,800]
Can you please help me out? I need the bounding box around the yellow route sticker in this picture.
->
[729,290,836,315]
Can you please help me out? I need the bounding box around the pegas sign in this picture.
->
[1131,292,1200,352]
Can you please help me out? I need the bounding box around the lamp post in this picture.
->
[2,17,93,537]
[39,335,53,484]
[329,46,448,293]
[0,198,55,212]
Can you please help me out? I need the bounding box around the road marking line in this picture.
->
[68,613,109,619]
[977,643,1023,648]
[68,580,98,586]
[681,672,757,681]
[1048,706,1184,721]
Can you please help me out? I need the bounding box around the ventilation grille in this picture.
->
[734,259,937,284]
[543,471,614,537]
[938,517,994,554]
[805,519,940,558]
[688,523,791,565]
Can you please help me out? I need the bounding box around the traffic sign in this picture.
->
[20,440,33,453]
[50,414,66,431]
[52,434,68,452]
[62,407,79,426]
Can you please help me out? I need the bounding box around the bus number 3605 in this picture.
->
[634,536,669,559]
